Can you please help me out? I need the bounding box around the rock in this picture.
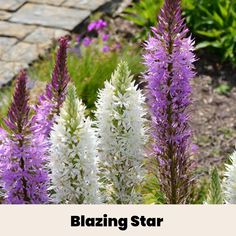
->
[0,11,12,20]
[24,27,68,44]
[0,62,28,86]
[28,0,65,6]
[24,27,68,55]
[0,37,17,57]
[63,0,108,11]
[0,21,36,39]
[0,0,114,87]
[1,42,38,64]
[0,0,26,11]
[10,3,90,30]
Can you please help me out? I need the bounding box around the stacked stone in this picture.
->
[0,0,110,86]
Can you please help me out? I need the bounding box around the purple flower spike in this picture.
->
[102,45,110,53]
[33,36,70,138]
[96,19,107,30]
[1,71,49,204]
[82,37,92,47]
[115,43,121,50]
[144,0,196,204]
[87,21,97,32]
[98,19,107,28]
[102,33,109,41]
[4,71,30,132]
[87,19,107,32]
[49,36,70,114]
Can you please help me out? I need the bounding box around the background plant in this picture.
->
[0,87,13,127]
[124,0,236,64]
[123,0,163,40]
[29,44,143,115]
[183,0,236,64]
[74,19,120,54]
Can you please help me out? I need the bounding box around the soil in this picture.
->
[192,56,236,175]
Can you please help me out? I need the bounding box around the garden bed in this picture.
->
[1,0,236,204]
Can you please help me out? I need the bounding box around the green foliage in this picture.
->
[0,86,13,126]
[188,179,209,204]
[0,42,142,124]
[70,46,143,113]
[183,0,236,63]
[123,0,163,40]
[206,168,224,204]
[215,83,232,95]
[29,44,143,114]
[122,0,201,41]
[142,174,166,204]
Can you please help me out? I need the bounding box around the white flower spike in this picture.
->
[50,85,99,204]
[224,150,236,204]
[95,61,147,204]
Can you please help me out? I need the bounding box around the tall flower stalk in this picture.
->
[224,151,236,204]
[144,0,196,203]
[1,71,48,203]
[95,61,147,204]
[33,36,70,137]
[49,86,98,204]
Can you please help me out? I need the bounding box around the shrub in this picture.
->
[123,0,163,40]
[183,0,236,63]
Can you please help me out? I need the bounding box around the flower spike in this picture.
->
[144,0,196,204]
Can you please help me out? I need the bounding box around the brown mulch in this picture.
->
[192,56,236,175]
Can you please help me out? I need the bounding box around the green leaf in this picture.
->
[218,3,228,18]
[182,0,236,64]
[206,168,224,204]
[212,12,224,27]
[215,84,232,95]
[195,41,213,50]
[122,0,163,40]
[198,5,213,17]
[196,29,223,38]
